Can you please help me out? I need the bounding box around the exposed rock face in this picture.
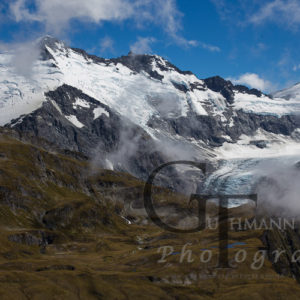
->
[204,76,235,104]
[8,84,166,180]
[148,109,300,147]
[11,84,123,155]
[203,76,263,103]
[263,227,300,282]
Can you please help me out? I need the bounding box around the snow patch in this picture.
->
[65,115,84,128]
[105,159,114,170]
[233,92,300,116]
[215,129,300,159]
[73,97,90,108]
[93,106,109,119]
[50,99,62,114]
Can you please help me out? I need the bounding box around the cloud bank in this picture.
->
[249,0,300,29]
[211,0,300,30]
[199,42,221,52]
[10,0,134,33]
[8,0,200,48]
[229,73,272,92]
[130,37,155,54]
[100,36,115,54]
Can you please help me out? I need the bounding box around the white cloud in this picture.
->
[229,73,272,91]
[251,42,267,56]
[212,0,300,30]
[12,42,41,77]
[9,0,198,48]
[210,0,233,21]
[199,42,220,52]
[0,40,40,77]
[151,0,195,47]
[100,36,114,54]
[249,0,300,28]
[10,0,134,34]
[130,37,155,54]
[131,0,198,48]
[210,0,257,23]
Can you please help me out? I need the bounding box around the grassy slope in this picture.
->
[0,129,300,299]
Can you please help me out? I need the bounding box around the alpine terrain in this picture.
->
[1,36,300,299]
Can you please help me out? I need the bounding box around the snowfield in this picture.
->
[1,39,300,130]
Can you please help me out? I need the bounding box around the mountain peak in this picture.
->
[38,35,65,49]
[203,75,263,100]
[37,35,68,61]
[273,81,300,100]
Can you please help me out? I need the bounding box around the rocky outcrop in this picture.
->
[263,227,300,282]
[148,109,300,147]
[8,85,166,180]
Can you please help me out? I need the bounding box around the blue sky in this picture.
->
[1,0,300,92]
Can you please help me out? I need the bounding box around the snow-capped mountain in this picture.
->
[1,36,300,194]
[273,82,300,101]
